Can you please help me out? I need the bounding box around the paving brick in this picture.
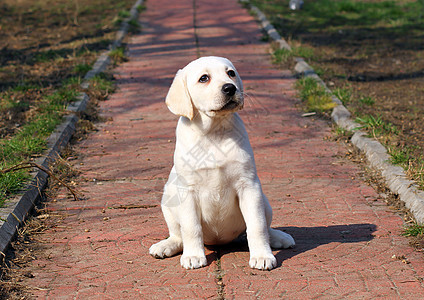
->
[17,0,424,298]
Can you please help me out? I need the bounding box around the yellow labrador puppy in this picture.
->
[149,56,295,270]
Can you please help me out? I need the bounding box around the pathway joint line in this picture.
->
[215,249,226,300]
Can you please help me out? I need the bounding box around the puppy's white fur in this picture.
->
[149,56,294,270]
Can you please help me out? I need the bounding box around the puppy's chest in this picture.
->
[197,184,240,222]
[197,185,245,245]
[194,168,239,211]
[178,135,247,173]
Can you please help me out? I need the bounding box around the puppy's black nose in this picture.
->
[222,83,237,97]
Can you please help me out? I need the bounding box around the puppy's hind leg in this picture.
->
[269,228,295,249]
[149,205,183,258]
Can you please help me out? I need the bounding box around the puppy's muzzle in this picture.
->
[217,83,243,112]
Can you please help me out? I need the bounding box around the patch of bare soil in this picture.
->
[317,33,424,160]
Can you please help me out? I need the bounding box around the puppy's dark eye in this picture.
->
[227,70,236,78]
[199,74,209,83]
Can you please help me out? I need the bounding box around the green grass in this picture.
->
[403,224,424,237]
[388,146,424,189]
[272,48,292,64]
[389,147,411,166]
[295,77,336,113]
[118,10,131,19]
[0,95,30,112]
[272,45,315,64]
[354,114,424,188]
[73,63,93,76]
[109,47,127,64]
[136,4,146,13]
[9,84,41,93]
[333,125,354,144]
[89,73,115,97]
[355,115,398,137]
[0,85,78,204]
[128,19,141,33]
[359,96,375,106]
[334,126,351,138]
[0,167,28,201]
[112,9,132,26]
[292,45,315,59]
[113,10,132,27]
[333,87,353,105]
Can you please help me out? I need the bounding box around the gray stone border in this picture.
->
[242,0,424,224]
[0,0,145,256]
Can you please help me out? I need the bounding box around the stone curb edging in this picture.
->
[0,0,145,256]
[242,0,424,224]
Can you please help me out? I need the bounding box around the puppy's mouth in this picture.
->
[218,99,240,111]
[211,97,243,113]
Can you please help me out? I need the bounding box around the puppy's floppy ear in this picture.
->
[165,69,194,120]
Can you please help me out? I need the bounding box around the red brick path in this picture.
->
[22,0,424,298]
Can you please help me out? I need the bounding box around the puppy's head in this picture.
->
[165,56,244,120]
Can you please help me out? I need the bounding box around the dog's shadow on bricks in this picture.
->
[212,223,376,269]
[273,224,377,267]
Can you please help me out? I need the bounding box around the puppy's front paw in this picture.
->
[180,255,207,269]
[249,254,277,270]
[149,237,182,258]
